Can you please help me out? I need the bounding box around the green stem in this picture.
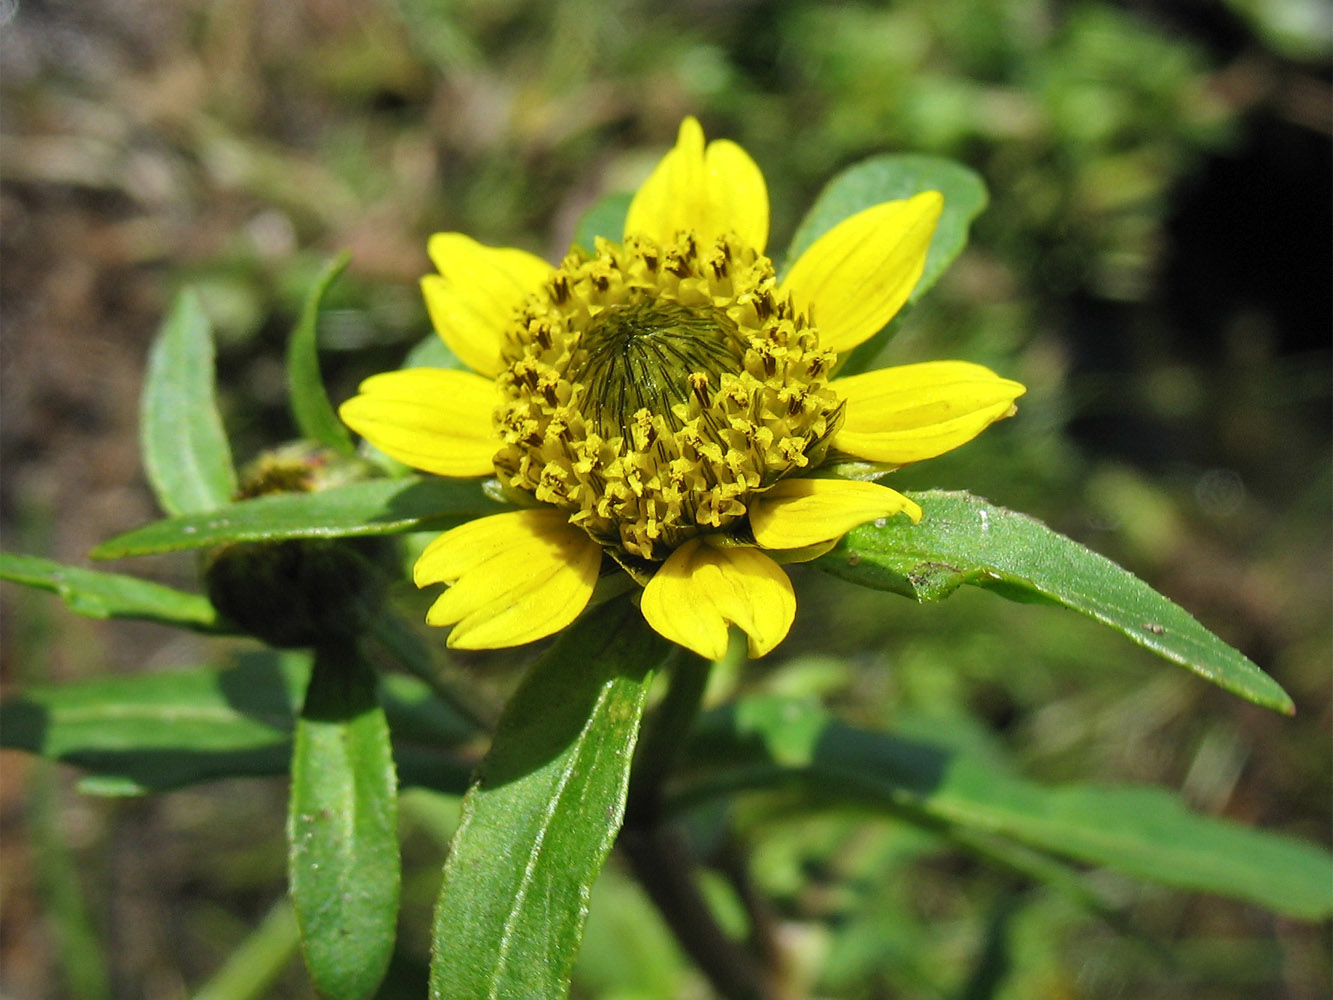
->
[620,824,778,1000]
[622,641,785,1000]
[627,650,709,819]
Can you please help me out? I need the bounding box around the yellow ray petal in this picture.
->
[750,478,922,550]
[339,368,497,477]
[640,539,794,660]
[422,233,552,377]
[780,191,943,356]
[624,117,769,251]
[832,361,1026,464]
[414,509,601,649]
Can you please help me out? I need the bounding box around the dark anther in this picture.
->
[689,372,712,409]
[551,275,570,304]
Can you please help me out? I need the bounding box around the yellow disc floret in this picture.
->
[493,232,843,567]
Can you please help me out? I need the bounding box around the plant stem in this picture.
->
[620,824,779,1000]
[627,650,710,819]
[622,644,785,1000]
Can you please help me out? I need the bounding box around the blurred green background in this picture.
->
[1,0,1329,997]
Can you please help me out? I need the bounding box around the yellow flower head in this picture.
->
[340,118,1025,660]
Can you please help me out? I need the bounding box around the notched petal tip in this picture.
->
[624,117,769,251]
[640,539,794,660]
[420,234,552,377]
[416,509,601,649]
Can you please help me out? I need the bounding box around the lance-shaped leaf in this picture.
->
[0,653,305,795]
[90,476,505,560]
[816,491,1293,713]
[288,253,357,454]
[0,552,224,632]
[784,155,988,377]
[430,597,672,1000]
[0,653,479,796]
[289,642,399,1000]
[675,697,1333,921]
[140,289,237,514]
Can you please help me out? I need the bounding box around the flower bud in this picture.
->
[203,443,394,647]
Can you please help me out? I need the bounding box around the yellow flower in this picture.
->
[340,118,1025,660]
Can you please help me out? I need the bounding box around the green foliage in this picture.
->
[0,653,304,796]
[90,477,506,559]
[573,191,635,249]
[289,643,400,1000]
[818,491,1293,713]
[139,290,237,514]
[0,552,223,632]
[679,696,1332,920]
[0,652,477,796]
[430,598,671,999]
[287,253,358,454]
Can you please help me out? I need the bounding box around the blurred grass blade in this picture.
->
[784,155,988,377]
[0,552,223,631]
[677,697,1333,920]
[289,642,399,1000]
[288,253,356,454]
[574,191,633,249]
[430,597,671,1000]
[90,476,505,559]
[140,289,237,514]
[818,490,1294,713]
[192,898,301,1000]
[0,652,476,796]
[29,760,111,1000]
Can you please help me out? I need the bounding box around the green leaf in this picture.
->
[430,597,672,1000]
[90,476,506,560]
[573,191,633,250]
[140,289,237,514]
[678,697,1333,921]
[784,155,988,377]
[403,331,466,370]
[0,552,223,632]
[287,253,357,454]
[0,652,478,796]
[817,491,1294,713]
[0,653,305,794]
[289,643,399,1000]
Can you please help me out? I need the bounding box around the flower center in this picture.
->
[571,299,746,441]
[493,233,842,572]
